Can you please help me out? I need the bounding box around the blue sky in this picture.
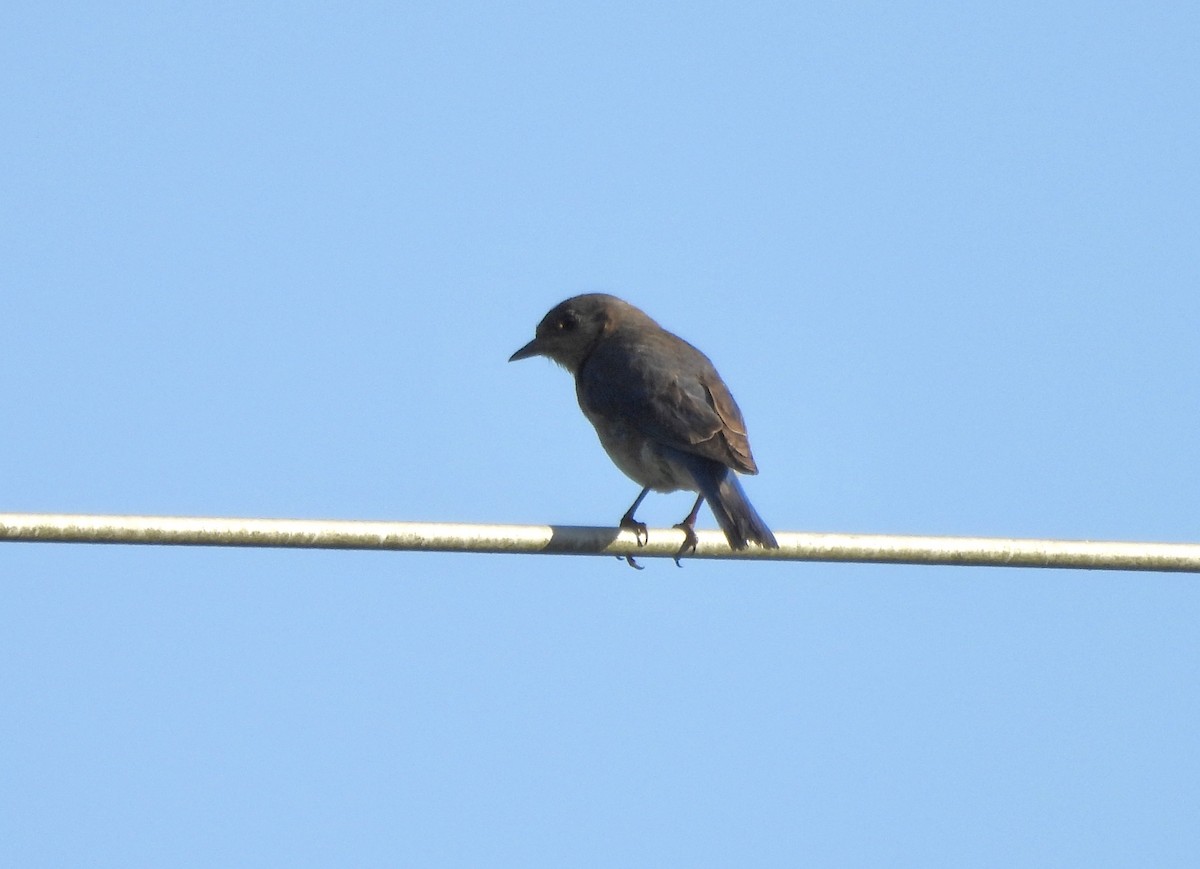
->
[3,2,1198,865]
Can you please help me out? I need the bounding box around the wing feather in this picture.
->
[577,330,759,474]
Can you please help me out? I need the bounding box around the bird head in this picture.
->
[509,294,634,374]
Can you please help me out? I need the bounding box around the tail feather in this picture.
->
[680,453,778,550]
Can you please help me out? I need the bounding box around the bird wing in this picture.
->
[578,332,759,474]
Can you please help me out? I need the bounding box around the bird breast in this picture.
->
[578,404,697,493]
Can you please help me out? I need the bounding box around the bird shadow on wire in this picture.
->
[545,523,697,569]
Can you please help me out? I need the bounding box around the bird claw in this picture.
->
[619,516,649,547]
[617,516,648,569]
[672,523,699,567]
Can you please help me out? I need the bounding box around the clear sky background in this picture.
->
[3,2,1198,866]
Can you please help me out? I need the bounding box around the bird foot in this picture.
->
[672,523,699,567]
[618,516,648,569]
[619,515,649,547]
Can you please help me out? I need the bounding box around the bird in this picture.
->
[509,293,778,566]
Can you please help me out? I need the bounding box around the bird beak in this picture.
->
[509,338,542,362]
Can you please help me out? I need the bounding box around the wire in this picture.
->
[1,512,1197,572]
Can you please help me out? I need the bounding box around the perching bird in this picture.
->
[509,293,778,566]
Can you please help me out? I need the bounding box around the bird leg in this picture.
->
[672,494,705,567]
[618,487,651,569]
[619,487,651,545]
